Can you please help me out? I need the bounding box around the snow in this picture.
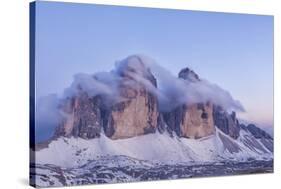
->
[35,128,273,168]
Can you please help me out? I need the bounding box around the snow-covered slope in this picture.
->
[36,127,272,168]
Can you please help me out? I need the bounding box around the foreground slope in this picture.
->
[36,127,272,168]
[31,55,273,187]
[32,127,273,187]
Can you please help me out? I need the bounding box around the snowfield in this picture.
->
[31,127,273,187]
[35,127,273,168]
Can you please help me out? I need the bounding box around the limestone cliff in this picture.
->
[164,68,215,139]
[213,106,240,139]
[103,56,160,139]
[180,102,215,138]
[55,56,161,140]
[54,92,102,139]
[53,57,242,141]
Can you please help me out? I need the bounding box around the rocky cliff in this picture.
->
[33,55,273,188]
[213,106,240,139]
[246,124,272,140]
[52,56,263,142]
[102,56,160,139]
[55,56,161,140]
[54,92,102,139]
[163,68,215,139]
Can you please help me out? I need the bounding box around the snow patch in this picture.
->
[35,128,273,168]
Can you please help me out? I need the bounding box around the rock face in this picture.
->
[55,56,160,140]
[180,102,215,138]
[213,106,240,139]
[164,68,215,139]
[246,124,272,140]
[54,92,102,139]
[103,56,159,139]
[239,123,273,153]
[176,68,242,139]
[103,86,158,139]
[178,67,200,82]
[52,57,268,143]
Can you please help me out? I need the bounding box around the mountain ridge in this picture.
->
[34,55,273,161]
[32,55,273,187]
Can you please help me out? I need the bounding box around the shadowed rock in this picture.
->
[213,106,240,139]
[247,124,272,140]
[54,92,102,139]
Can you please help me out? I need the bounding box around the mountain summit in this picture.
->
[46,55,272,148]
[32,55,273,187]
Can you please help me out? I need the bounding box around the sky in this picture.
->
[35,1,274,129]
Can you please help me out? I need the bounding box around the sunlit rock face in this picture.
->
[53,56,243,141]
[103,56,160,139]
[54,56,161,140]
[103,84,159,139]
[180,102,215,139]
[163,68,215,139]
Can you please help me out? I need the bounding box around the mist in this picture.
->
[114,55,245,112]
[35,94,62,142]
[35,54,245,142]
[60,54,245,113]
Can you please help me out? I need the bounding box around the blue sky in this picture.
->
[35,1,273,128]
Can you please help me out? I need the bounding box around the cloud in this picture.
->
[35,54,245,141]
[61,54,245,112]
[63,72,116,98]
[35,94,62,142]
[129,55,245,112]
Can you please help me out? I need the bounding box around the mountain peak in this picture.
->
[115,55,157,87]
[178,67,200,82]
